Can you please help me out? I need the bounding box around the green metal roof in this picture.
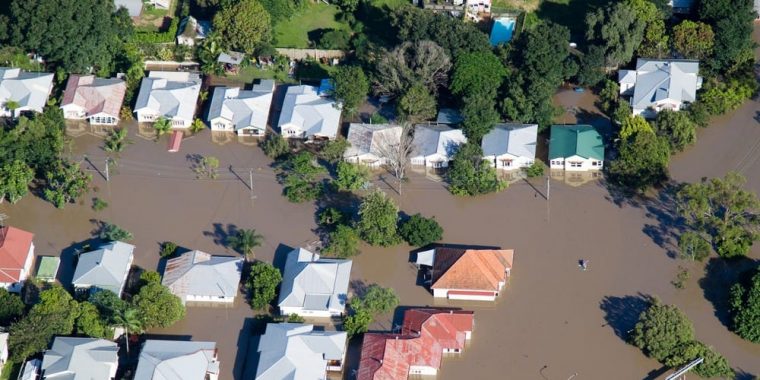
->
[548,125,604,160]
[37,256,60,281]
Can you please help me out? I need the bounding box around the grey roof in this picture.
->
[71,241,134,295]
[344,123,403,159]
[217,51,244,65]
[0,68,54,114]
[255,323,347,380]
[41,337,118,380]
[207,81,275,131]
[135,71,202,121]
[134,340,219,380]
[277,85,342,138]
[627,59,701,111]
[161,250,242,302]
[114,0,143,16]
[277,248,352,314]
[412,124,468,159]
[481,123,538,159]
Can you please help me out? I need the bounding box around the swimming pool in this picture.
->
[490,16,516,46]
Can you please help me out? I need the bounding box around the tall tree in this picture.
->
[357,190,400,246]
[461,95,499,142]
[113,307,142,354]
[226,229,264,262]
[730,270,760,343]
[331,66,369,117]
[375,124,414,194]
[655,110,696,152]
[585,2,645,68]
[672,20,715,60]
[448,143,506,196]
[213,0,272,55]
[75,302,112,339]
[0,288,25,326]
[632,301,695,362]
[576,45,606,87]
[0,160,33,204]
[247,262,282,310]
[132,281,185,330]
[373,40,451,97]
[699,0,755,73]
[450,51,506,98]
[608,129,670,191]
[398,84,436,123]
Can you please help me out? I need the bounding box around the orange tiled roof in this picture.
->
[0,226,34,283]
[430,248,513,291]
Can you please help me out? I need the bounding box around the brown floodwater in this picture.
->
[4,28,760,380]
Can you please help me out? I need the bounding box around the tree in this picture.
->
[702,0,755,73]
[331,66,369,117]
[676,172,760,258]
[192,156,220,179]
[0,160,33,204]
[576,45,606,87]
[318,208,345,227]
[352,285,399,315]
[375,124,414,195]
[678,231,711,262]
[160,241,178,258]
[99,223,133,241]
[132,281,185,329]
[88,290,127,323]
[343,307,372,337]
[700,78,757,116]
[0,288,25,326]
[664,341,734,378]
[626,0,668,58]
[43,160,92,209]
[333,0,359,11]
[609,131,670,191]
[104,127,130,153]
[450,51,505,98]
[213,0,272,54]
[9,0,132,72]
[655,110,696,152]
[323,225,361,258]
[227,229,263,261]
[373,40,451,97]
[75,302,112,339]
[189,119,206,134]
[280,152,326,202]
[619,116,654,140]
[399,214,443,247]
[585,2,645,68]
[320,139,350,163]
[318,30,351,50]
[247,262,282,310]
[729,270,760,343]
[260,133,290,159]
[3,100,20,114]
[448,143,506,196]
[672,20,715,60]
[334,162,370,192]
[152,117,172,140]
[357,190,400,246]
[461,95,499,142]
[113,306,142,354]
[397,84,436,123]
[632,301,695,362]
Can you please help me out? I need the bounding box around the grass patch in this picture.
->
[273,2,351,48]
[0,362,21,380]
[365,0,409,9]
[493,0,540,11]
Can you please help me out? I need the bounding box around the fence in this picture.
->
[274,48,347,61]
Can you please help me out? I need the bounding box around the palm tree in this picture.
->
[113,307,142,355]
[3,100,20,116]
[153,117,172,141]
[189,118,206,134]
[226,229,263,262]
[104,128,130,153]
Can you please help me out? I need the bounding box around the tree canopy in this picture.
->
[247,262,282,310]
[398,84,437,123]
[323,225,361,258]
[331,66,369,117]
[632,301,695,362]
[608,130,670,191]
[655,110,697,152]
[132,280,186,329]
[357,190,400,246]
[448,143,506,196]
[213,0,272,55]
[730,270,760,343]
[451,51,506,98]
[0,160,34,204]
[373,40,451,97]
[0,288,25,326]
[585,2,645,68]
[672,20,715,60]
[399,214,443,247]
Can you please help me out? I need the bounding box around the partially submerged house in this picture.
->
[134,340,220,380]
[71,241,134,296]
[255,323,347,379]
[278,85,341,140]
[0,225,35,293]
[357,308,475,380]
[208,80,275,136]
[548,125,604,172]
[410,124,467,168]
[162,250,242,304]
[278,248,352,318]
[0,68,54,118]
[41,337,118,380]
[618,59,701,118]
[176,16,211,46]
[134,71,202,128]
[416,247,514,301]
[481,123,538,170]
[61,75,126,125]
[344,123,403,168]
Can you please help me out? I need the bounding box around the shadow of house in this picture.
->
[699,257,759,328]
[58,237,105,291]
[599,293,652,341]
[234,317,262,380]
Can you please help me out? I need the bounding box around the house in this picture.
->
[410,124,467,168]
[176,16,211,46]
[0,332,8,367]
[161,250,242,304]
[548,125,604,172]
[0,226,35,293]
[618,59,702,118]
[217,51,244,74]
[114,0,143,17]
[344,123,403,168]
[277,85,341,140]
[207,80,275,136]
[255,323,347,379]
[278,247,352,317]
[356,308,474,380]
[60,75,126,126]
[134,340,220,380]
[481,123,538,170]
[71,241,134,296]
[134,71,202,128]
[416,247,514,301]
[0,68,54,118]
[41,337,118,380]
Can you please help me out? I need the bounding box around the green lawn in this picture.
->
[273,3,351,48]
[0,362,21,380]
[365,0,408,9]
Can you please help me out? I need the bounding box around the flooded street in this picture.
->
[3,30,760,380]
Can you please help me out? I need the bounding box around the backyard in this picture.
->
[272,2,352,48]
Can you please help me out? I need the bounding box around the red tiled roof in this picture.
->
[430,248,513,291]
[0,226,34,283]
[356,308,474,380]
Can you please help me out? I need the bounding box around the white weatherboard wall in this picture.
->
[549,155,603,171]
[433,288,498,301]
[409,366,438,376]
[487,153,534,170]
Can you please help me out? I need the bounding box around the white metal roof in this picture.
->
[134,71,201,121]
[344,123,403,159]
[41,337,118,380]
[277,248,352,314]
[134,340,219,380]
[277,85,342,138]
[411,124,467,160]
[161,250,242,302]
[481,123,538,159]
[255,323,347,380]
[207,80,274,131]
[0,68,54,114]
[71,241,134,295]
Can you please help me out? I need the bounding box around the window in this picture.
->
[570,162,582,168]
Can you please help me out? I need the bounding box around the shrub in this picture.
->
[334,161,370,191]
[318,207,344,226]
[323,225,361,258]
[92,198,109,211]
[399,214,443,247]
[99,223,133,241]
[357,190,400,246]
[523,160,545,178]
[260,133,289,159]
[160,242,178,258]
[729,270,760,343]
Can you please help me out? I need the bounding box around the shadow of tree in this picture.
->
[536,0,613,41]
[699,257,759,329]
[599,293,652,341]
[203,222,239,248]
